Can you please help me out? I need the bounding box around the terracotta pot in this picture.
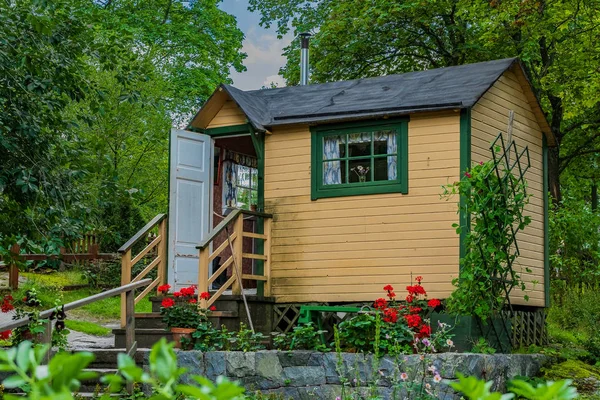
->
[170,327,196,349]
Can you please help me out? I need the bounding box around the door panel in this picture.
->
[168,129,212,291]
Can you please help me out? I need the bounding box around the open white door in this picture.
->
[168,129,212,291]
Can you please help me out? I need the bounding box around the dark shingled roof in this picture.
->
[217,58,518,132]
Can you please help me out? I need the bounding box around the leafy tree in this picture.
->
[0,0,246,253]
[249,0,600,204]
[0,0,100,248]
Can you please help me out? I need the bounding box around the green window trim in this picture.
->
[310,118,409,200]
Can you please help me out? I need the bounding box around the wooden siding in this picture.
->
[265,112,461,303]
[471,70,546,307]
[206,100,246,128]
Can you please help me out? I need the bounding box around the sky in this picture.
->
[218,0,294,90]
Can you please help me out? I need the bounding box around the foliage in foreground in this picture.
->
[451,373,577,400]
[0,338,581,400]
[0,339,244,400]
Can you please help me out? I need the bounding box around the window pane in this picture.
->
[251,168,258,189]
[237,187,251,209]
[237,165,251,188]
[323,135,346,159]
[323,161,345,185]
[374,156,397,181]
[348,133,371,157]
[349,158,372,183]
[374,130,396,155]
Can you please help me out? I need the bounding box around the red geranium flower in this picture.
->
[406,285,426,296]
[188,298,197,304]
[383,285,394,291]
[209,306,217,311]
[200,292,210,300]
[404,314,422,328]
[173,291,182,298]
[373,298,388,310]
[428,298,441,308]
[387,291,396,299]
[0,330,11,340]
[161,298,175,308]
[406,294,414,303]
[383,308,398,323]
[157,284,171,294]
[409,306,422,314]
[415,276,423,283]
[1,295,14,313]
[180,286,196,297]
[418,324,432,338]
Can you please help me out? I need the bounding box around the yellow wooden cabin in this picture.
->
[121,58,553,340]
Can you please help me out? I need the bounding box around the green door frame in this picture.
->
[205,123,267,297]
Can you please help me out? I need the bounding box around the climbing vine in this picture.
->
[442,158,532,320]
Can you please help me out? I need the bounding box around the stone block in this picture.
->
[284,366,326,386]
[204,352,226,380]
[226,352,256,378]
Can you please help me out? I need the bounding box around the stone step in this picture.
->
[113,328,172,349]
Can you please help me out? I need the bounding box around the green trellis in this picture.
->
[472,132,531,352]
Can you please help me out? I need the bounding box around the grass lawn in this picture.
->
[65,320,111,336]
[9,270,153,336]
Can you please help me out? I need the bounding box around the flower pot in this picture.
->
[170,327,196,349]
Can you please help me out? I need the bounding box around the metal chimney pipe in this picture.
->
[299,32,311,85]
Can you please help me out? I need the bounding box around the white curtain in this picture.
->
[322,131,397,185]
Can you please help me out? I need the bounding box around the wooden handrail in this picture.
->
[198,210,273,308]
[0,278,150,371]
[118,214,167,253]
[0,279,152,332]
[120,215,168,327]
[196,209,273,250]
[197,209,242,250]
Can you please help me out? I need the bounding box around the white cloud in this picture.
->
[229,27,294,90]
[263,74,286,88]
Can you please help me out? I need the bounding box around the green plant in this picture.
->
[451,373,577,400]
[442,159,531,320]
[104,338,245,399]
[470,337,497,354]
[0,341,97,399]
[231,323,265,352]
[271,322,328,351]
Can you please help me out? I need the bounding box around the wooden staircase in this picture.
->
[113,210,274,349]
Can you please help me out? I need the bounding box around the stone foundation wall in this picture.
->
[141,350,548,399]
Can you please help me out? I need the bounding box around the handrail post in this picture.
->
[9,244,20,290]
[125,287,135,394]
[120,250,132,328]
[157,217,167,292]
[198,245,210,308]
[231,213,244,295]
[41,320,53,364]
[264,217,272,297]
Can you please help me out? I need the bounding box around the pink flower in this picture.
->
[465,172,472,178]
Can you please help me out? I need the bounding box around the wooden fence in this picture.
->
[0,243,115,290]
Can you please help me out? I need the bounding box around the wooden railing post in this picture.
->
[120,250,132,328]
[42,320,53,364]
[157,217,167,291]
[231,213,244,295]
[264,217,272,297]
[8,244,19,291]
[198,245,210,308]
